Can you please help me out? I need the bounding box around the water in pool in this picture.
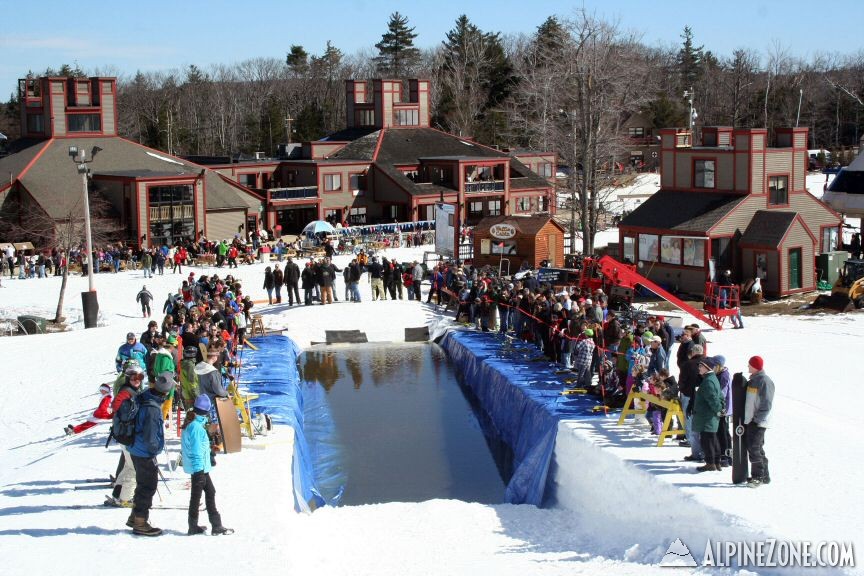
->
[300,342,508,506]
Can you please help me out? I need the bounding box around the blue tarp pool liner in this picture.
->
[241,331,596,510]
[239,335,331,513]
[440,330,596,506]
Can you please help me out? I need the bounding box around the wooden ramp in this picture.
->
[324,330,368,344]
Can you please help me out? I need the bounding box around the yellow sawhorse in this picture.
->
[228,381,258,439]
[617,391,687,447]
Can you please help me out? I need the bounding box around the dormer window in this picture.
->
[769,175,788,205]
[694,160,715,189]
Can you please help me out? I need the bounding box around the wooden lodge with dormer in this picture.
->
[618,126,842,297]
[1,74,556,249]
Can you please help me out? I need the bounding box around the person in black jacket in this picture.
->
[301,262,316,305]
[676,327,693,370]
[679,344,705,462]
[284,257,301,306]
[272,264,284,304]
[390,259,403,300]
[262,266,274,304]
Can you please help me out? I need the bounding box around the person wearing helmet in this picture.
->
[105,362,145,509]
[116,332,147,373]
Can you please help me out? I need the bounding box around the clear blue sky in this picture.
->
[1,0,859,98]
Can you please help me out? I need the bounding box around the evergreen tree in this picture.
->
[374,12,420,77]
[286,45,309,76]
[676,26,703,93]
[533,16,568,65]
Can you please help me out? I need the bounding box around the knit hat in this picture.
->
[713,355,726,367]
[99,383,112,395]
[166,334,178,346]
[650,335,662,344]
[193,395,212,415]
[699,357,716,370]
[126,332,136,340]
[642,331,654,341]
[152,372,176,394]
[749,356,764,371]
[583,328,594,337]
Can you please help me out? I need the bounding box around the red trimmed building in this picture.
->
[209,79,556,234]
[1,76,263,248]
[618,126,842,297]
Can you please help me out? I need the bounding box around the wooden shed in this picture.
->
[472,214,565,274]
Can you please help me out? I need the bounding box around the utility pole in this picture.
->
[68,145,102,328]
[284,115,294,143]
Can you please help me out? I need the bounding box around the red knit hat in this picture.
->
[749,356,764,371]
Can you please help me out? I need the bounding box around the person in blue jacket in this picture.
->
[181,395,233,536]
[116,332,148,372]
[127,372,174,536]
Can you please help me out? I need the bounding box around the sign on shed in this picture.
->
[489,223,516,240]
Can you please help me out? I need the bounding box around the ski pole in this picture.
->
[156,460,172,495]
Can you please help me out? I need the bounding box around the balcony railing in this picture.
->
[464,180,505,194]
[268,186,319,200]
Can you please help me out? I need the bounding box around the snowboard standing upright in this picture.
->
[731,372,749,484]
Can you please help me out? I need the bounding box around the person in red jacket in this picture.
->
[65,384,113,435]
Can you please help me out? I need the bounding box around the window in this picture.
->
[68,113,101,132]
[324,174,342,192]
[695,160,715,189]
[537,196,547,211]
[488,199,501,216]
[537,162,552,178]
[516,197,531,212]
[422,204,436,221]
[769,175,788,205]
[628,127,645,138]
[324,209,342,223]
[468,201,484,217]
[821,227,839,253]
[355,108,375,127]
[622,237,635,263]
[148,184,195,247]
[348,207,366,225]
[349,173,367,195]
[638,234,659,262]
[660,236,682,265]
[26,114,44,133]
[240,174,257,188]
[394,108,419,126]
[682,238,705,267]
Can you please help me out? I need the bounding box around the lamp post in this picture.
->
[69,145,102,328]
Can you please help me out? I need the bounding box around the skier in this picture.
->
[136,285,153,318]
[181,395,233,536]
[105,363,144,508]
[64,384,113,435]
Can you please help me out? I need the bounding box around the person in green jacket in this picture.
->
[692,357,723,472]
[152,334,178,421]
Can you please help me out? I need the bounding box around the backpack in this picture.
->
[110,393,139,446]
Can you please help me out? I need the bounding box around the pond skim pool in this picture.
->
[300,343,510,506]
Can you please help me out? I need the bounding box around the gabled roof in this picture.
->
[739,210,797,247]
[375,128,504,164]
[619,190,745,232]
[10,137,261,218]
[0,139,50,190]
[320,127,378,142]
[327,131,380,161]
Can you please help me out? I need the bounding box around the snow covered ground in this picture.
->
[1,239,862,575]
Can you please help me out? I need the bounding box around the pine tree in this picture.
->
[676,26,703,93]
[374,12,420,77]
[286,45,309,76]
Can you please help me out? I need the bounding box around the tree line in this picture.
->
[2,11,863,252]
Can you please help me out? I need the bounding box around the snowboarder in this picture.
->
[744,356,774,487]
[181,395,233,536]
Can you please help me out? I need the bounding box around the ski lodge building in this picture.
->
[618,126,842,297]
[0,75,554,249]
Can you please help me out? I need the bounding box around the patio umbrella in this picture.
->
[302,220,336,235]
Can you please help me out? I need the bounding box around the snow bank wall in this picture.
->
[552,421,769,565]
[440,331,572,505]
[241,335,326,513]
